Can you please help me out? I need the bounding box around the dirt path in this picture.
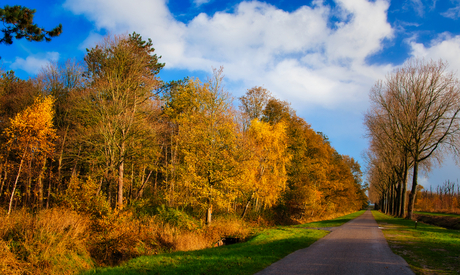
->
[255,210,414,275]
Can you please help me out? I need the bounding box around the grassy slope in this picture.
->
[414,211,460,218]
[83,210,366,275]
[372,211,460,275]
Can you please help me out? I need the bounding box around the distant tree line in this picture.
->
[416,180,460,213]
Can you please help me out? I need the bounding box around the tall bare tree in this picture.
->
[365,108,412,217]
[368,59,460,219]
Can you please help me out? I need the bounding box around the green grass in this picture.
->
[372,210,460,275]
[82,211,365,275]
[414,211,460,218]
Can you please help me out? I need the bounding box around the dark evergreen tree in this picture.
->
[0,5,62,49]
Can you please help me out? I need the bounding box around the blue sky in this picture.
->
[2,0,460,189]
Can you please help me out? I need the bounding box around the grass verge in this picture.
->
[372,210,460,275]
[83,210,365,275]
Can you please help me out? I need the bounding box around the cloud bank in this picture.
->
[64,0,460,109]
[63,0,397,111]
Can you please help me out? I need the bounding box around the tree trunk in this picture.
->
[396,182,401,217]
[393,184,396,215]
[46,168,52,209]
[37,157,47,209]
[385,191,389,214]
[390,183,395,215]
[407,161,419,219]
[241,192,254,219]
[71,145,81,179]
[135,170,152,201]
[57,126,68,191]
[96,177,103,197]
[26,157,32,207]
[117,141,125,210]
[400,164,408,218]
[8,150,27,215]
[206,203,212,225]
[0,159,7,201]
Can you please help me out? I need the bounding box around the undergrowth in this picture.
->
[0,208,93,275]
[0,178,364,275]
[0,207,252,274]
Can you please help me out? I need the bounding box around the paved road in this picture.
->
[256,210,414,275]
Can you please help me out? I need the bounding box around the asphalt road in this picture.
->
[255,210,414,275]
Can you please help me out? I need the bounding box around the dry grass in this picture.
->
[155,215,252,252]
[0,208,93,275]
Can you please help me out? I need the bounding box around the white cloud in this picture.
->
[78,31,105,51]
[441,6,460,19]
[409,0,425,17]
[408,34,460,76]
[10,52,60,75]
[418,176,430,189]
[193,0,211,7]
[63,0,394,111]
[63,0,187,64]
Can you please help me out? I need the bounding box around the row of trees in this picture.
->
[364,59,460,219]
[0,33,367,223]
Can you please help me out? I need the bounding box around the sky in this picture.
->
[2,0,460,190]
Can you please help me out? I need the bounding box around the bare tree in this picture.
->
[239,86,272,128]
[368,59,460,219]
[365,107,411,217]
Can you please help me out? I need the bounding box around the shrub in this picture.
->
[88,210,160,266]
[58,176,111,218]
[155,205,197,230]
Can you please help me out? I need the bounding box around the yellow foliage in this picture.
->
[242,119,291,207]
[164,76,240,213]
[4,96,56,155]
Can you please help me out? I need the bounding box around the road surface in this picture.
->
[256,210,414,275]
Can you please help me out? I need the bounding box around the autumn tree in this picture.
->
[368,59,460,219]
[0,71,41,206]
[162,68,240,224]
[262,98,293,125]
[3,96,56,214]
[240,119,290,218]
[81,33,164,209]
